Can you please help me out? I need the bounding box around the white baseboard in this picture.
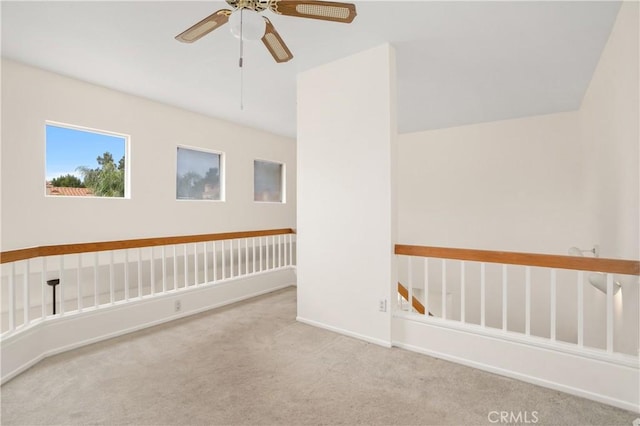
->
[296,316,392,348]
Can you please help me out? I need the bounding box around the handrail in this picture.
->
[397,282,431,316]
[1,228,295,264]
[395,244,639,276]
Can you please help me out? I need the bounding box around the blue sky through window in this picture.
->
[45,124,126,181]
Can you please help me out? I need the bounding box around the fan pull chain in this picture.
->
[239,8,244,110]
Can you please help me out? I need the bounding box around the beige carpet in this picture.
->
[1,287,636,425]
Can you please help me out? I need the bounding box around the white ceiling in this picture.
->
[1,1,621,138]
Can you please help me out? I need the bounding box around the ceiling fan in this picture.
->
[175,0,357,63]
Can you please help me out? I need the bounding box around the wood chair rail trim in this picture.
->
[1,228,295,264]
[395,245,639,276]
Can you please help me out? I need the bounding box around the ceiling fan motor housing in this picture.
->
[226,0,270,12]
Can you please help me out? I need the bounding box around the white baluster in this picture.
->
[59,255,65,314]
[203,242,208,284]
[289,234,293,267]
[283,235,287,267]
[173,246,178,290]
[137,248,142,298]
[109,251,115,304]
[408,257,413,313]
[272,236,276,269]
[424,258,429,317]
[460,261,465,323]
[230,240,235,279]
[213,241,218,282]
[525,266,531,336]
[577,271,584,347]
[252,238,256,273]
[550,269,556,341]
[480,263,486,328]
[265,237,270,271]
[9,263,15,331]
[222,240,226,279]
[76,255,82,312]
[184,244,188,288]
[502,264,507,332]
[606,274,614,353]
[94,252,99,307]
[150,247,156,295]
[245,238,249,275]
[441,259,447,320]
[125,250,130,301]
[41,257,46,319]
[193,243,198,286]
[24,259,31,324]
[162,246,167,292]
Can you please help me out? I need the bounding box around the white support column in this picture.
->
[297,44,397,345]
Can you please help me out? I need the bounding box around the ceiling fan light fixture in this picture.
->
[229,9,266,41]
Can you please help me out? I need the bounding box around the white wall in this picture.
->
[297,44,397,346]
[580,1,639,262]
[398,111,587,253]
[397,2,638,260]
[1,59,296,251]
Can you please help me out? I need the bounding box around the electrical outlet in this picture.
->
[378,299,387,312]
[175,300,181,312]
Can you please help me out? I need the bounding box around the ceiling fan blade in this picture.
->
[175,9,232,43]
[261,18,294,63]
[269,0,356,23]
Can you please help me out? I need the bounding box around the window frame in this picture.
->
[44,120,131,199]
[253,158,286,204]
[175,145,225,202]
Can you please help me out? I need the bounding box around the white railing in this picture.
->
[395,245,639,361]
[1,229,296,338]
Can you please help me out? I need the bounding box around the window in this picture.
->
[176,147,223,201]
[254,160,284,203]
[45,122,128,198]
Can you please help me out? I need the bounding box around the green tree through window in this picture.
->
[77,152,125,197]
[45,123,128,198]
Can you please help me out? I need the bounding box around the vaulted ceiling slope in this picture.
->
[1,1,621,138]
